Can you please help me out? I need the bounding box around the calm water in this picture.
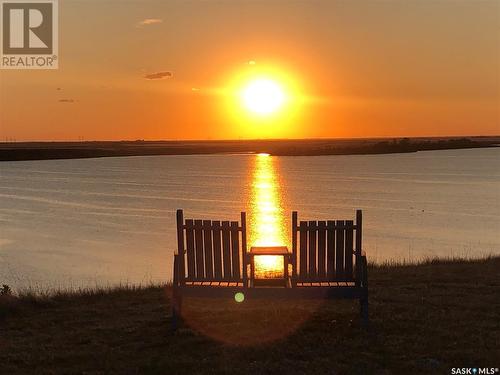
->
[0,148,499,290]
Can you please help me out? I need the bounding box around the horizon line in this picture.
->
[1,134,499,144]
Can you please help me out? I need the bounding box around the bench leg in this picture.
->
[360,295,369,327]
[171,290,183,331]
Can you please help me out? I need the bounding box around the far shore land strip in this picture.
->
[0,136,498,161]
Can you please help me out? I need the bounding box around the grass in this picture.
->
[1,257,499,374]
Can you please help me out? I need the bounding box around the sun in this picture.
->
[222,63,304,137]
[241,79,285,115]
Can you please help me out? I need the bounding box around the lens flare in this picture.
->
[234,292,245,303]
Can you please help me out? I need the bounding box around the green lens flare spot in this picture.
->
[234,292,245,303]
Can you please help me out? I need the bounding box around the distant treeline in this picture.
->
[269,137,497,156]
[0,137,498,161]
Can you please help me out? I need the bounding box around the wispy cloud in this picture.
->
[137,18,163,27]
[144,71,173,80]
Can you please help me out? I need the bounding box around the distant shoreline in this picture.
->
[0,136,498,162]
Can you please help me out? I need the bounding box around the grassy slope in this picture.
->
[1,258,499,374]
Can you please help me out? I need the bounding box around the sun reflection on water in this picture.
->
[247,153,288,278]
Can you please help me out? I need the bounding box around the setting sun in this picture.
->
[242,79,285,115]
[222,63,304,138]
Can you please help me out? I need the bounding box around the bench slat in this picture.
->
[203,220,214,279]
[230,221,241,280]
[212,221,223,279]
[335,220,345,280]
[222,221,231,280]
[308,221,317,280]
[317,221,327,280]
[345,220,354,280]
[299,221,308,278]
[326,220,335,280]
[194,220,205,280]
[185,219,196,279]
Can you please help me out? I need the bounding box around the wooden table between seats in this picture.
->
[248,246,291,287]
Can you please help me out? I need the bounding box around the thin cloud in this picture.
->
[137,18,163,27]
[144,71,173,80]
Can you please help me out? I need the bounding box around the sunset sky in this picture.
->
[0,0,498,141]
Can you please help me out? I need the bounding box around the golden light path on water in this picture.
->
[247,153,288,278]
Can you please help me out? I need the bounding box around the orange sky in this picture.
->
[0,0,498,141]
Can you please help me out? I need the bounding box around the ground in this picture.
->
[1,257,499,374]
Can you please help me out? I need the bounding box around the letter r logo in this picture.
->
[2,1,54,54]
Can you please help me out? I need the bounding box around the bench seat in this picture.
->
[296,281,356,287]
[184,281,244,287]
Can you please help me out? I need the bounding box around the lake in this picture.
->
[0,148,498,290]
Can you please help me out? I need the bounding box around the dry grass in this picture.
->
[1,257,499,374]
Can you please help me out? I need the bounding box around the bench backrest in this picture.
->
[176,210,247,283]
[291,210,362,283]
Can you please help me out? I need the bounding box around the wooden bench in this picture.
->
[291,210,368,324]
[171,209,368,329]
[171,210,247,329]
